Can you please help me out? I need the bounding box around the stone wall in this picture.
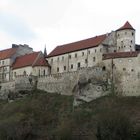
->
[37,66,110,99]
[103,55,140,96]
[0,63,139,102]
[0,81,15,99]
[0,76,34,100]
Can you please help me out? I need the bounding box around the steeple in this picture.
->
[116,21,135,31]
[44,45,47,57]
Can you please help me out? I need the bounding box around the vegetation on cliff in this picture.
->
[0,90,139,140]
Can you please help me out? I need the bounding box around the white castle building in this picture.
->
[46,21,139,73]
[45,21,140,95]
[0,21,139,96]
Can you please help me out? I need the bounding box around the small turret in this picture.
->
[116,21,135,52]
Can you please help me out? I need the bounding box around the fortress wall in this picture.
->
[0,81,15,99]
[0,63,139,101]
[103,56,140,96]
[37,66,108,95]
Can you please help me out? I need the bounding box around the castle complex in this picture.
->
[0,21,140,99]
[47,21,139,74]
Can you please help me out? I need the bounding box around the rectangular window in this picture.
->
[69,55,71,59]
[57,67,59,72]
[93,57,96,62]
[2,61,4,65]
[82,52,84,56]
[64,66,66,71]
[100,48,102,52]
[77,62,80,68]
[71,64,73,69]
[51,59,53,63]
[131,69,134,72]
[123,68,126,71]
[88,50,90,54]
[57,57,59,61]
[95,49,96,53]
[62,56,64,61]
[85,59,87,63]
[75,53,77,58]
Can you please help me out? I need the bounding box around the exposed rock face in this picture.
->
[73,73,110,106]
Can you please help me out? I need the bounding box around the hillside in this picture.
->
[0,90,139,140]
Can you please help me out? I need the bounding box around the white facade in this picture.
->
[12,66,50,79]
[0,58,12,82]
[48,45,104,74]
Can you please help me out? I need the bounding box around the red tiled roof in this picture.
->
[47,34,107,57]
[0,48,17,60]
[12,52,48,69]
[33,57,49,67]
[12,52,40,69]
[116,21,135,31]
[103,51,139,60]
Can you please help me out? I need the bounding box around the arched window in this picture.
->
[23,71,26,76]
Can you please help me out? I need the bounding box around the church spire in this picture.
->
[44,44,47,57]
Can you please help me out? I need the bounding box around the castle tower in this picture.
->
[116,21,135,52]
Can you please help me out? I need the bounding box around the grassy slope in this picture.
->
[0,90,139,140]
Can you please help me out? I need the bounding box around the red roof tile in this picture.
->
[116,21,135,31]
[12,52,49,69]
[33,57,49,67]
[0,48,17,60]
[12,52,40,69]
[103,51,139,60]
[47,34,107,57]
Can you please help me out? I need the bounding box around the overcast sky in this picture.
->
[0,0,140,53]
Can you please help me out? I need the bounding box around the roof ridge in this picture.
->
[48,34,107,57]
[32,52,42,67]
[58,34,106,47]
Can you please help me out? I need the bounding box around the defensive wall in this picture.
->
[0,65,139,102]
